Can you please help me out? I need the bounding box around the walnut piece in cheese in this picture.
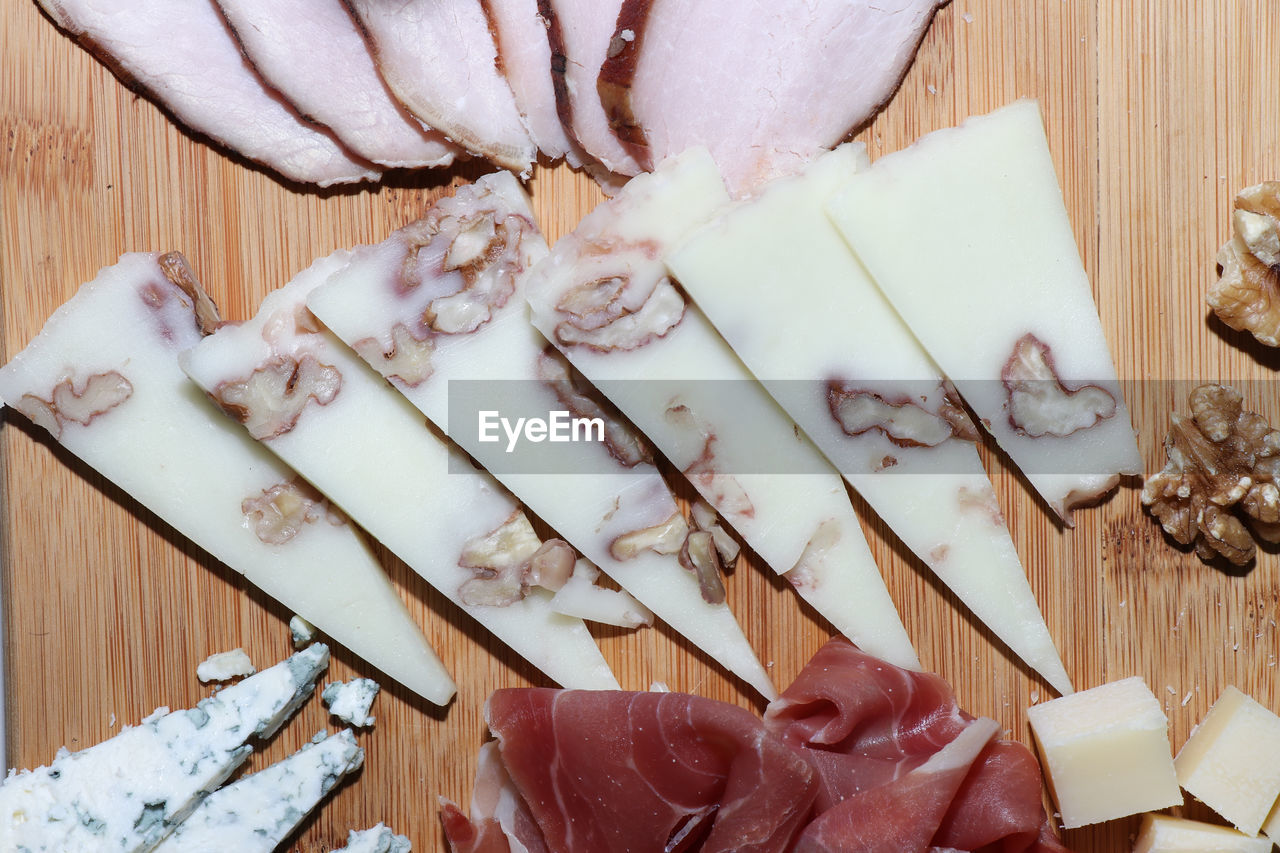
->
[1133,814,1272,853]
[1174,686,1280,836]
[1207,182,1280,346]
[322,678,380,728]
[1026,677,1181,829]
[196,648,256,683]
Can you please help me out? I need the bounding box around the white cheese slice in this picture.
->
[550,560,653,629]
[0,253,455,705]
[196,648,256,683]
[1134,814,1272,853]
[152,729,363,853]
[306,169,776,698]
[523,147,919,671]
[332,823,412,853]
[668,142,1074,696]
[0,644,329,852]
[826,99,1142,523]
[1027,676,1181,829]
[1174,685,1280,836]
[322,678,380,728]
[181,252,618,690]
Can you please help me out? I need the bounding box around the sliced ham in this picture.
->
[214,0,459,169]
[347,0,536,172]
[36,0,379,186]
[544,0,644,177]
[599,0,944,196]
[484,689,817,852]
[440,742,550,853]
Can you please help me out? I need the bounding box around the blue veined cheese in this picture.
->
[332,823,412,853]
[0,644,329,852]
[289,615,318,649]
[195,649,255,683]
[152,730,363,853]
[322,679,380,729]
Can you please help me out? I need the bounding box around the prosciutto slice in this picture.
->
[36,0,378,186]
[599,0,944,196]
[347,0,536,172]
[545,0,644,177]
[443,639,1071,853]
[215,0,459,169]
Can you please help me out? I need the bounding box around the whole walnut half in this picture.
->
[1142,384,1280,565]
[1207,182,1280,345]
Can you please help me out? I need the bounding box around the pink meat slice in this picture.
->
[485,689,818,852]
[215,0,459,169]
[599,0,944,196]
[35,0,378,187]
[347,0,536,172]
[440,742,550,853]
[544,0,644,177]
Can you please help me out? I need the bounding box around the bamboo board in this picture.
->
[3,1,1279,850]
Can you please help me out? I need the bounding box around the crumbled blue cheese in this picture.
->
[0,644,329,852]
[289,614,318,649]
[195,648,256,683]
[153,729,363,852]
[322,678,380,728]
[332,822,412,853]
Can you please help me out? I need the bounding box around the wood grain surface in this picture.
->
[3,1,1279,850]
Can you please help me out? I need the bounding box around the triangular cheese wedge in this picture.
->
[668,143,1072,695]
[826,100,1141,523]
[523,148,920,671]
[0,254,454,704]
[306,171,776,699]
[181,252,619,691]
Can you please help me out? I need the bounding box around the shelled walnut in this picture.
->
[1142,384,1280,565]
[1207,182,1280,346]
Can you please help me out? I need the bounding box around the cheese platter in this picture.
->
[3,1,1280,851]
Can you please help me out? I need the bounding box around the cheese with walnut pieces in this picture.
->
[0,644,329,852]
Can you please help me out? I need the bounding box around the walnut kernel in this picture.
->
[1207,182,1280,346]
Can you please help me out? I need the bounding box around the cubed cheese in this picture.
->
[1133,813,1272,853]
[1026,676,1181,828]
[322,678,380,728]
[1174,685,1280,835]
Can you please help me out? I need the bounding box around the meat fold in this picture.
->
[36,0,379,187]
[598,0,944,196]
[544,0,644,177]
[347,0,537,172]
[443,639,1071,853]
[215,0,460,169]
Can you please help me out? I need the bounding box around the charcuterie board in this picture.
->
[3,1,1280,850]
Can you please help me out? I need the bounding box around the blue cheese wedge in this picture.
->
[0,252,455,704]
[332,822,412,852]
[195,649,256,683]
[322,678,380,728]
[0,644,329,852]
[153,730,363,852]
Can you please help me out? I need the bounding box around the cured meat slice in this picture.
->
[484,689,818,852]
[439,742,550,853]
[599,0,943,196]
[215,0,459,169]
[35,0,378,186]
[483,0,577,163]
[348,0,536,172]
[545,0,644,176]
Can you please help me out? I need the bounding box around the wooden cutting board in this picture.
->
[3,1,1279,850]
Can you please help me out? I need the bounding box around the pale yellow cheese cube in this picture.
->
[1026,677,1181,829]
[1134,814,1273,852]
[1175,686,1280,836]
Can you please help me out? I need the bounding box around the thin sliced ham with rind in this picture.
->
[599,0,944,196]
[347,0,536,172]
[214,0,459,169]
[443,639,1071,853]
[35,0,379,186]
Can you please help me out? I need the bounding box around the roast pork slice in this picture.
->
[544,0,644,177]
[36,0,379,187]
[600,0,944,196]
[215,0,460,169]
[347,0,536,172]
